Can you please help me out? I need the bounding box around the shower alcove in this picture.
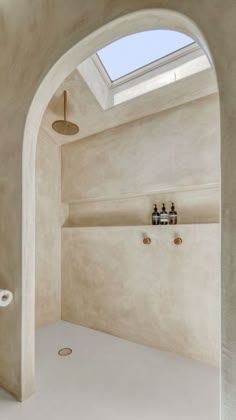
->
[34,28,220,420]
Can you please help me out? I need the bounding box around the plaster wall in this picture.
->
[0,2,235,416]
[35,128,62,328]
[41,52,217,146]
[62,94,220,226]
[61,93,220,365]
[67,187,219,227]
[62,224,220,366]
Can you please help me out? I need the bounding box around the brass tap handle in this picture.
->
[143,237,151,245]
[174,237,182,245]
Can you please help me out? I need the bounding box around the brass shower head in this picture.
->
[52,90,79,136]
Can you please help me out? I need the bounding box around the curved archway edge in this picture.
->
[21,5,225,416]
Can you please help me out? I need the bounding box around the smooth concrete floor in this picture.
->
[0,321,219,419]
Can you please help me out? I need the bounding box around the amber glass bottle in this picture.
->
[152,204,160,225]
[169,202,177,225]
[160,203,169,225]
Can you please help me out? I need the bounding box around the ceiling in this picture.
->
[40,55,218,146]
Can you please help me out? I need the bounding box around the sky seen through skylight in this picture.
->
[97,30,194,81]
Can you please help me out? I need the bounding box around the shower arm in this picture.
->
[64,90,67,122]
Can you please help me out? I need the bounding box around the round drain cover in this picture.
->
[58,347,72,357]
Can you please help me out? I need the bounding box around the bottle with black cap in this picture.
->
[169,202,177,225]
[160,203,169,225]
[152,204,160,225]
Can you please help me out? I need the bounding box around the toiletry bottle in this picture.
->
[152,204,160,225]
[169,202,177,225]
[160,203,169,225]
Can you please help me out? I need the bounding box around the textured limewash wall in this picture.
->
[62,94,220,226]
[1,2,235,415]
[62,224,220,366]
[61,94,220,365]
[35,128,62,328]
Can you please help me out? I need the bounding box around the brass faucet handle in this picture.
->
[174,237,182,245]
[143,237,151,245]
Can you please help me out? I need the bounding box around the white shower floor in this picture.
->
[0,321,219,420]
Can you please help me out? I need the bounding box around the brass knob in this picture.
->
[143,237,151,245]
[174,237,182,245]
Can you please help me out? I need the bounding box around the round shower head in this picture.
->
[52,90,79,136]
[52,119,79,135]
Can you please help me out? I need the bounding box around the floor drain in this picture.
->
[58,348,72,357]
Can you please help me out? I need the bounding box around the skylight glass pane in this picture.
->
[97,30,194,81]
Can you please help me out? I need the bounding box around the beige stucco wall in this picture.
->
[0,2,235,416]
[62,224,220,366]
[62,94,220,226]
[35,128,61,328]
[61,94,220,366]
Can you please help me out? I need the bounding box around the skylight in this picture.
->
[97,30,194,81]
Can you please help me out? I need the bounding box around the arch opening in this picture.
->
[23,8,220,417]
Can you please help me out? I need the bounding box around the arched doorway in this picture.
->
[22,8,220,414]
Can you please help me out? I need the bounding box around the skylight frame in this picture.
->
[96,31,195,83]
[92,53,113,88]
[94,42,198,88]
[78,41,213,111]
